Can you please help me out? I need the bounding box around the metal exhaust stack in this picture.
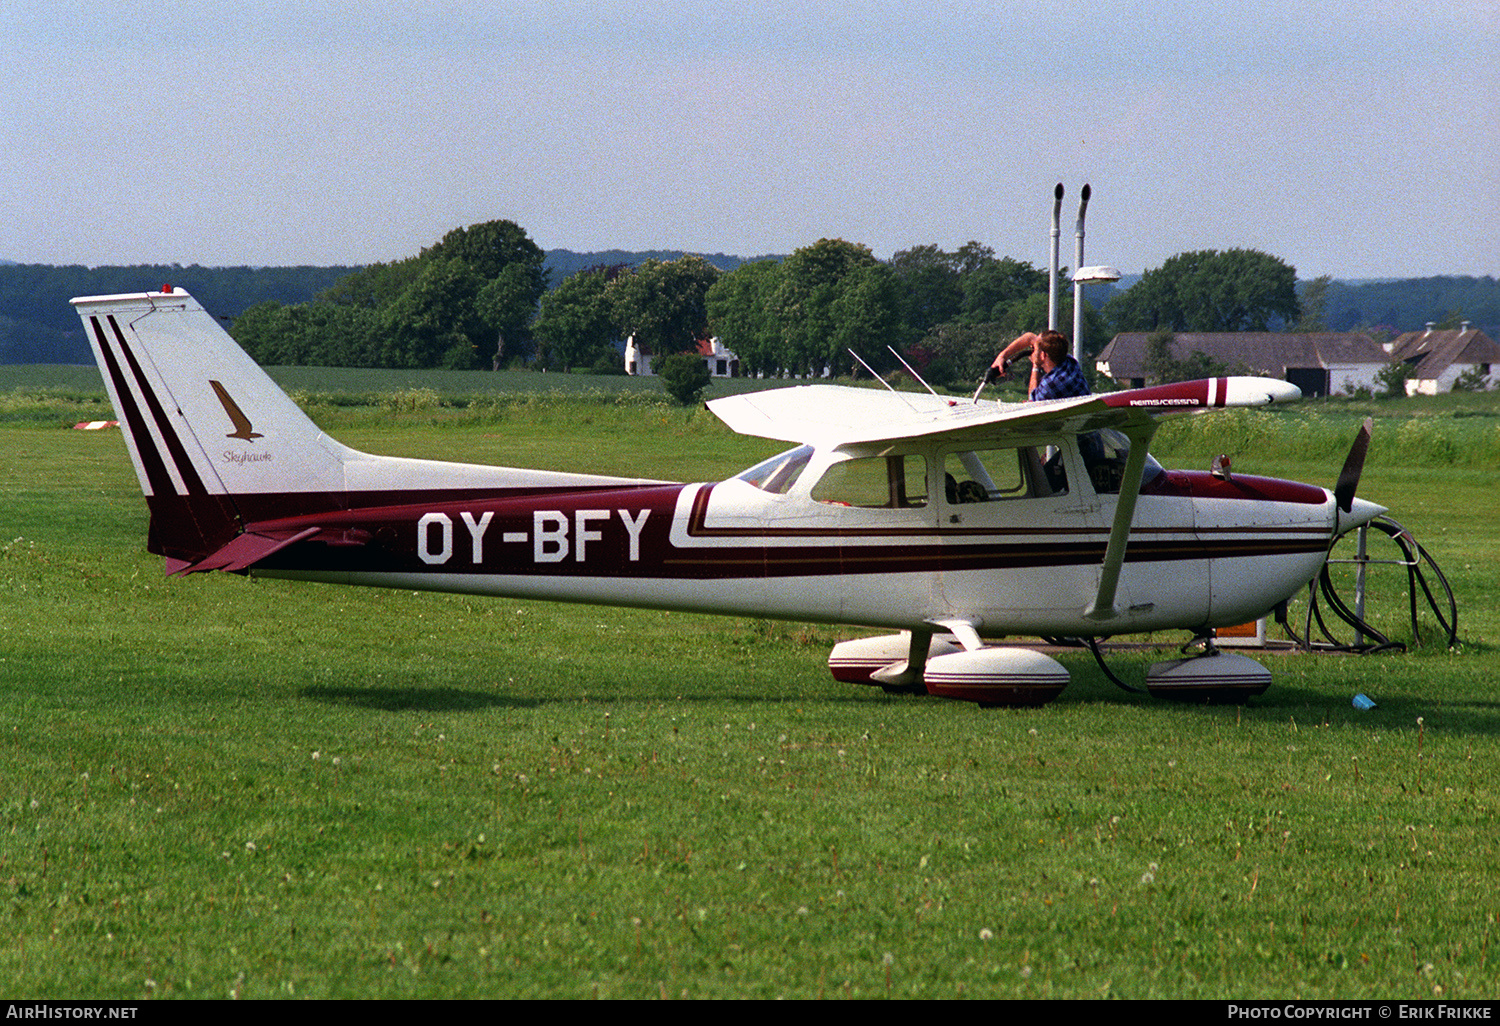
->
[1048,183,1064,331]
[1072,183,1091,364]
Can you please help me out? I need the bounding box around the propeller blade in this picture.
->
[1334,417,1373,513]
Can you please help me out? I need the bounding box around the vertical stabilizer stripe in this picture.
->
[91,316,178,498]
[108,315,209,496]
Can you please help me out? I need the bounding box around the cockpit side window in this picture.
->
[737,444,814,494]
[811,454,928,508]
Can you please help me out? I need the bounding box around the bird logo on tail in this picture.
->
[209,380,263,441]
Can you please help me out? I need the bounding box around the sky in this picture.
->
[4,0,1496,279]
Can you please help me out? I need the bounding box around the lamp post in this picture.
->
[1070,184,1122,365]
[1072,264,1121,367]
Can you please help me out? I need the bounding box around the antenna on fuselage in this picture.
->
[847,349,920,410]
[886,346,942,399]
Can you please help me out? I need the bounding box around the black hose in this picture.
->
[1085,636,1147,693]
[1296,515,1458,654]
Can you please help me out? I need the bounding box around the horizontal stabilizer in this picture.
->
[173,526,326,575]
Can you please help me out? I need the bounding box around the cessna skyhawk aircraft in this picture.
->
[73,288,1385,705]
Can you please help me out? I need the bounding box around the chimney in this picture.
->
[1461,321,1471,333]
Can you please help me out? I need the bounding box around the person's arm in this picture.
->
[991,332,1041,373]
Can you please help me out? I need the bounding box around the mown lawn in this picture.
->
[1,379,1497,999]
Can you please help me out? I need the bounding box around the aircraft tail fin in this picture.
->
[73,288,662,573]
[72,288,354,566]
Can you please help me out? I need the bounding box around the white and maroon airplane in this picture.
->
[73,288,1385,706]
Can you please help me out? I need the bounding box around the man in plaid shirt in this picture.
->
[989,331,1091,402]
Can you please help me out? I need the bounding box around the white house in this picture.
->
[624,335,740,378]
[1387,323,1500,395]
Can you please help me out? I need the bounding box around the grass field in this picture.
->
[2,373,1499,999]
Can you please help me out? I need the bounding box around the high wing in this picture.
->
[706,377,1301,451]
[711,377,1303,624]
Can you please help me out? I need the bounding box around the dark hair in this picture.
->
[1037,331,1069,362]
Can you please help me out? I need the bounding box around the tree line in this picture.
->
[3,223,1495,381]
[0,263,358,364]
[222,226,1121,387]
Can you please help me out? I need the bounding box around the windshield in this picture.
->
[736,444,814,494]
[1079,429,1163,494]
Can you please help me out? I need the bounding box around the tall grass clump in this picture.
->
[1153,408,1348,463]
[0,386,114,425]
[377,386,447,413]
[1390,417,1466,469]
[1152,408,1279,459]
[1153,405,1500,472]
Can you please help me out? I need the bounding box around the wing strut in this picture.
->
[1084,420,1158,621]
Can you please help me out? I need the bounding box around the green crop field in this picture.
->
[2,373,1499,999]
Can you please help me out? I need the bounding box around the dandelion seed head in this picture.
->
[979,928,993,941]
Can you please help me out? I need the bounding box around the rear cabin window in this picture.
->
[811,455,928,508]
[944,446,1066,503]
